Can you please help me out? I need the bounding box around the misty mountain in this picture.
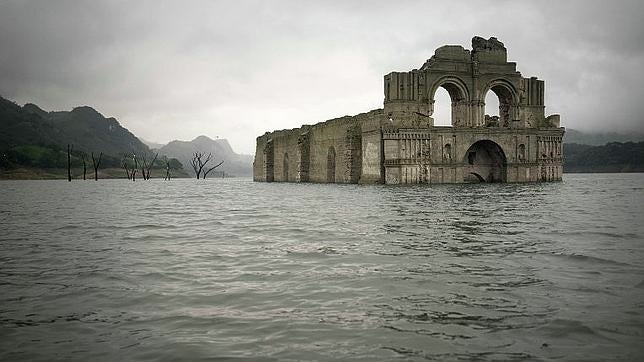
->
[141,138,166,150]
[159,136,253,176]
[1,96,150,157]
[564,129,644,146]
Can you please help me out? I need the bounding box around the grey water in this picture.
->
[1,174,643,361]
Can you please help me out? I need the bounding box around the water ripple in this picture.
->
[1,174,643,360]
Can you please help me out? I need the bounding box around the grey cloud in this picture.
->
[1,0,643,154]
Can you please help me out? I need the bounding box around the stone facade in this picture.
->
[254,36,564,184]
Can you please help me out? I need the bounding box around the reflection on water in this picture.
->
[1,173,643,360]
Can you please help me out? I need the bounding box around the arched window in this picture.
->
[518,144,526,162]
[484,82,516,127]
[430,79,469,127]
[433,87,452,126]
[484,91,500,127]
[444,143,452,161]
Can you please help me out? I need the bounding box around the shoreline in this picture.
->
[0,167,192,180]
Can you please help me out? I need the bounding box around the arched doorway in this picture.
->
[282,153,289,182]
[463,140,507,183]
[326,146,336,183]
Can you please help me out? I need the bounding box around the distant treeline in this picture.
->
[564,142,644,173]
[0,144,183,171]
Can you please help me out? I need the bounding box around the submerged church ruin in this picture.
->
[254,36,564,184]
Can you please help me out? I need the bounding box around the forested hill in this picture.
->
[0,96,178,177]
[0,96,149,156]
[564,142,644,173]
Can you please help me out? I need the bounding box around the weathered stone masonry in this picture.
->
[254,36,564,184]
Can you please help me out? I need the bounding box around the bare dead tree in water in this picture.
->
[190,152,203,179]
[122,160,131,180]
[139,154,147,180]
[151,152,159,178]
[121,154,138,180]
[140,153,158,180]
[91,152,103,181]
[163,157,171,180]
[81,154,87,180]
[190,152,224,179]
[131,154,138,181]
[67,144,73,182]
[203,160,224,179]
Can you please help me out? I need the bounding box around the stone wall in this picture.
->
[359,117,385,184]
[254,110,383,184]
[381,127,563,184]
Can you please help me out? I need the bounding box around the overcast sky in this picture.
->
[1,0,643,154]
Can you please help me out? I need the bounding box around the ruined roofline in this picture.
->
[258,108,384,139]
[307,108,383,127]
[411,36,520,74]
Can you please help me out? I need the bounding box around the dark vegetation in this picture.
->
[0,144,121,169]
[564,142,644,173]
[0,96,185,179]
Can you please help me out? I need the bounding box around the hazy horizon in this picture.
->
[2,0,644,154]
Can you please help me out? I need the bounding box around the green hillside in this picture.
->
[0,97,65,148]
[0,96,186,178]
[564,142,644,173]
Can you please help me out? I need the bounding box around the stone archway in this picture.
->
[482,80,519,127]
[463,140,507,183]
[428,76,471,127]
